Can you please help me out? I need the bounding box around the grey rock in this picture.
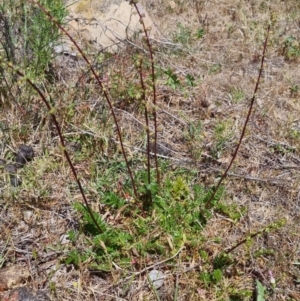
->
[2,286,50,301]
[148,269,165,289]
[16,144,34,167]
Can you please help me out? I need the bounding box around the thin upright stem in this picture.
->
[137,56,152,206]
[204,25,270,209]
[1,60,104,234]
[31,0,138,199]
[132,2,160,185]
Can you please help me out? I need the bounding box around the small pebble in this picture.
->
[23,210,33,223]
[148,270,165,289]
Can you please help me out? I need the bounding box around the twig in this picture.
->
[253,134,296,151]
[114,107,147,129]
[174,272,179,301]
[224,171,291,187]
[102,246,185,293]
[225,229,266,254]
[132,246,184,276]
[158,108,188,126]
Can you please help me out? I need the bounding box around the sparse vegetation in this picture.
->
[1,0,300,300]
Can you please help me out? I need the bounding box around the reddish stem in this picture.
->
[2,61,104,234]
[137,56,152,206]
[132,2,160,185]
[31,0,138,199]
[204,25,270,209]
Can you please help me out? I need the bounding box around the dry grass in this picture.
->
[1,0,300,300]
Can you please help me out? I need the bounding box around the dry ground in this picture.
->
[1,0,300,300]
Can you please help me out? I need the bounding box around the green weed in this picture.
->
[283,36,300,60]
[212,120,234,158]
[64,164,225,270]
[196,28,205,39]
[185,73,196,87]
[256,280,266,301]
[229,87,246,103]
[289,84,299,95]
[0,0,66,81]
[164,68,181,89]
[209,63,222,74]
[173,23,192,46]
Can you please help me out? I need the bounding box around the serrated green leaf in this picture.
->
[256,280,266,301]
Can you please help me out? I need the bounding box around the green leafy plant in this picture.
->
[24,0,66,79]
[164,68,181,89]
[209,63,222,74]
[0,0,66,81]
[185,73,196,87]
[173,23,192,45]
[199,268,223,288]
[213,252,234,270]
[256,280,266,301]
[62,164,225,271]
[283,36,300,60]
[212,120,234,158]
[229,87,246,103]
[216,201,245,221]
[196,28,205,39]
[289,84,299,95]
[185,120,203,160]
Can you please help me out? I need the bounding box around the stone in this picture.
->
[2,287,50,301]
[148,269,165,289]
[61,0,159,53]
[16,145,34,168]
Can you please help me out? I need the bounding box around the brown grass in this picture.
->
[1,0,300,300]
